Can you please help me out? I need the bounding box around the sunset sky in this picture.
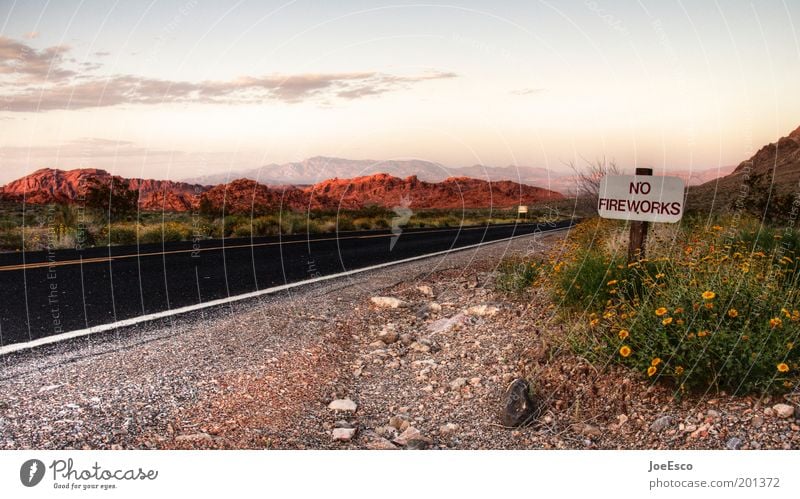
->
[0,0,798,184]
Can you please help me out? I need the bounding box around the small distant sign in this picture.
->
[517,205,529,214]
[598,175,685,223]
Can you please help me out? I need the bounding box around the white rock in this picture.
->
[773,403,796,419]
[416,285,434,297]
[378,326,399,344]
[38,384,61,393]
[328,399,358,412]
[332,428,356,441]
[466,304,500,317]
[427,313,467,334]
[370,297,407,309]
[449,378,467,391]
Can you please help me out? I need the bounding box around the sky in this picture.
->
[0,0,798,184]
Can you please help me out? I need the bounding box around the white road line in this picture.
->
[0,224,572,356]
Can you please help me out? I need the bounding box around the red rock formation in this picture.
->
[0,168,207,211]
[306,173,563,210]
[1,168,564,213]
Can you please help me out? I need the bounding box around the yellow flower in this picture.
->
[655,307,668,317]
[674,366,685,376]
[589,318,600,328]
[727,308,739,318]
[651,357,662,366]
[788,342,795,350]
[674,307,684,314]
[647,366,657,377]
[698,330,708,338]
[770,317,783,329]
[778,363,790,373]
[782,308,791,318]
[655,273,665,279]
[606,279,618,286]
[702,291,715,300]
[619,345,632,357]
[618,329,629,340]
[704,302,714,310]
[662,317,673,326]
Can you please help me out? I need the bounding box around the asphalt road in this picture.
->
[0,220,573,347]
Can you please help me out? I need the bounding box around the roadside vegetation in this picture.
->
[497,215,800,396]
[0,201,563,252]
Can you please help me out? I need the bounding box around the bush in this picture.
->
[496,258,541,294]
[570,220,800,394]
[108,226,138,245]
[139,222,190,244]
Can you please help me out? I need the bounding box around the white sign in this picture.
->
[598,174,685,223]
[517,205,528,214]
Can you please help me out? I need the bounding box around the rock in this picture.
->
[38,384,61,393]
[449,378,468,391]
[388,415,409,430]
[410,342,431,353]
[469,377,482,386]
[690,423,710,439]
[376,425,398,438]
[499,378,538,427]
[764,407,775,417]
[332,428,356,442]
[378,326,399,344]
[364,434,398,450]
[439,423,459,436]
[425,302,442,314]
[334,420,354,429]
[427,313,467,335]
[466,304,500,317]
[370,297,407,309]
[399,333,414,346]
[752,415,764,428]
[406,439,430,450]
[416,285,434,297]
[726,437,743,450]
[650,415,673,433]
[175,433,213,443]
[328,399,358,412]
[393,426,430,446]
[773,403,795,419]
[707,409,720,419]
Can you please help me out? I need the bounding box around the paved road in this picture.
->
[0,220,573,347]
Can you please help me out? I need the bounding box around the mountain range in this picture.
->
[0,168,563,213]
[183,156,732,194]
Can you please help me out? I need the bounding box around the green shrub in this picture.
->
[496,258,541,294]
[109,226,137,245]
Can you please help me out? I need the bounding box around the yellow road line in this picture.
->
[0,223,529,272]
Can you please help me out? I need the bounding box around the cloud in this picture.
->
[23,32,39,40]
[0,37,457,112]
[0,37,74,81]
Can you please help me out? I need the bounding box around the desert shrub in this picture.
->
[251,216,280,236]
[108,226,138,245]
[139,222,190,244]
[336,216,355,232]
[353,217,375,230]
[571,220,800,394]
[0,229,23,250]
[496,258,541,294]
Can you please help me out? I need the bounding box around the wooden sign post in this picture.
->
[628,167,652,261]
[597,168,685,263]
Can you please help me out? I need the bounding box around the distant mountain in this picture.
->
[183,156,727,194]
[199,173,563,214]
[0,168,563,213]
[0,168,207,211]
[687,125,800,215]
